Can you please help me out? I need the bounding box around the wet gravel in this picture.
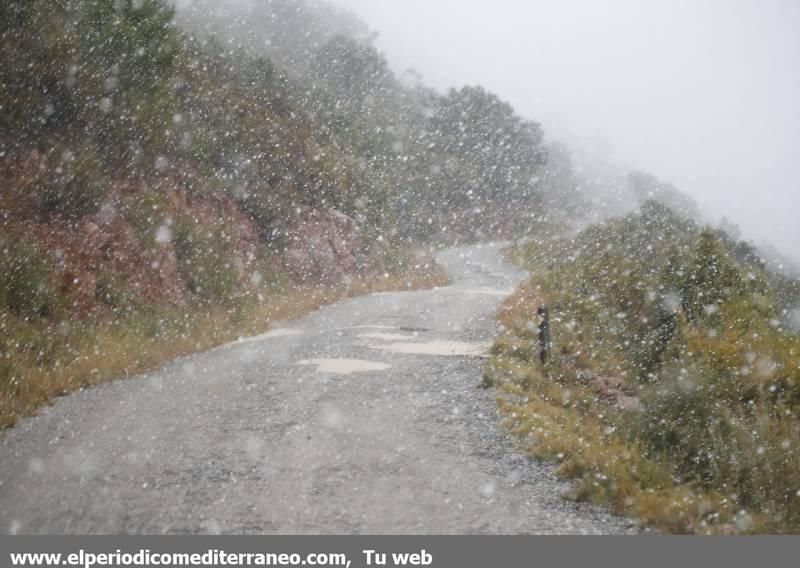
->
[0,243,636,534]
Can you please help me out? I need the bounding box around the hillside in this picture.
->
[0,0,461,426]
[487,203,800,533]
[2,0,575,427]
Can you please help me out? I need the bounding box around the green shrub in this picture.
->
[125,191,169,246]
[499,206,800,531]
[32,143,107,219]
[173,219,241,303]
[0,235,55,318]
[94,269,140,314]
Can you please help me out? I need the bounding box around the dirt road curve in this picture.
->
[0,244,634,534]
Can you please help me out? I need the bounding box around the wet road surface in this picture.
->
[0,244,634,534]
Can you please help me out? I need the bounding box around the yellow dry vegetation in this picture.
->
[1,265,448,429]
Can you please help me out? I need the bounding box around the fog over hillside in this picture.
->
[327,0,800,264]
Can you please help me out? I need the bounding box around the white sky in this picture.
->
[327,0,800,260]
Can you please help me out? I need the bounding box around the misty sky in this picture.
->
[327,0,799,260]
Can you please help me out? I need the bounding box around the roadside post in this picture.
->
[537,304,551,367]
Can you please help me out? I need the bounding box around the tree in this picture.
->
[681,229,746,322]
[0,0,183,165]
[426,86,547,237]
[309,35,392,112]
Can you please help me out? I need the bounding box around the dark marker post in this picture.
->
[537,304,551,368]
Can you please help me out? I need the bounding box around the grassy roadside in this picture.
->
[486,210,800,534]
[486,282,736,534]
[1,258,449,430]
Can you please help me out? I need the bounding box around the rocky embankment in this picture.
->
[2,149,377,319]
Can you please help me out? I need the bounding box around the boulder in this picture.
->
[591,375,643,412]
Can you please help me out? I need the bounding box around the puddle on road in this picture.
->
[298,358,391,375]
[235,328,304,343]
[448,287,515,297]
[370,340,491,358]
[221,328,305,349]
[347,325,398,330]
[357,332,420,341]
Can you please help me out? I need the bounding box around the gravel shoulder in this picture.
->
[0,243,635,534]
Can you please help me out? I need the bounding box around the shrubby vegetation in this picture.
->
[177,0,552,241]
[2,0,483,425]
[0,235,56,319]
[488,203,800,532]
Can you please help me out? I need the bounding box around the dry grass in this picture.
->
[0,262,449,429]
[488,339,740,534]
[486,283,743,534]
[492,227,800,533]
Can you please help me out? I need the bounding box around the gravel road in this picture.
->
[0,243,634,534]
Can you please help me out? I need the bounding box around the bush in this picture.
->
[0,234,55,318]
[32,143,107,219]
[173,219,242,303]
[497,207,800,531]
[94,269,140,314]
[125,191,170,246]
